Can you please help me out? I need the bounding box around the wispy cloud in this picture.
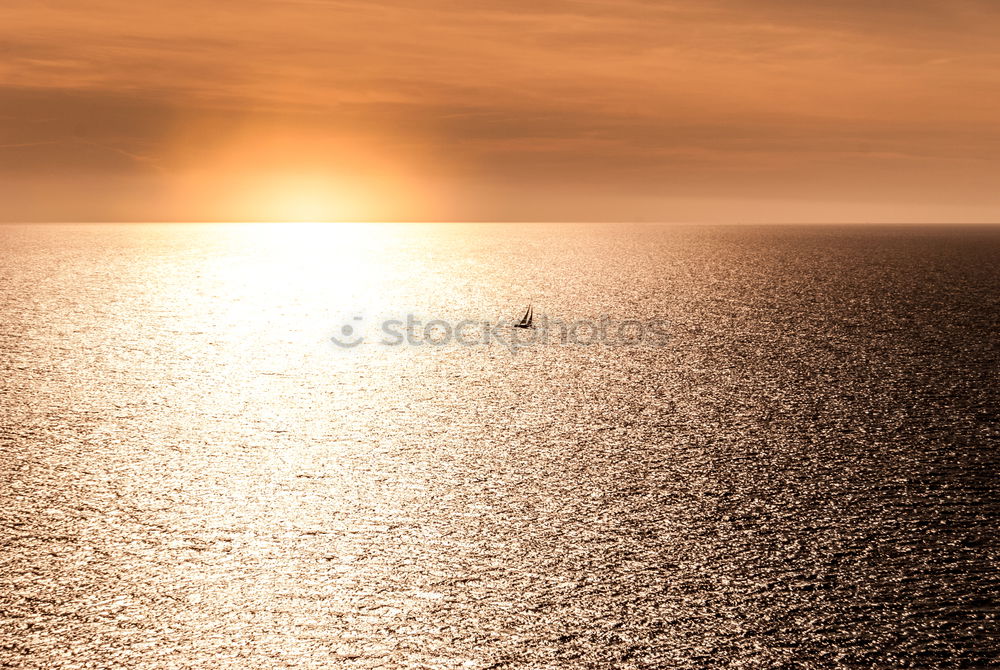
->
[2,0,1000,220]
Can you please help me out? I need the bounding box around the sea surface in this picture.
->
[1,223,998,668]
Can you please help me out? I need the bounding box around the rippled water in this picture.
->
[2,223,998,668]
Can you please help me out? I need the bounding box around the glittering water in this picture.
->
[2,223,998,668]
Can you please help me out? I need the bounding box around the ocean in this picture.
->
[1,222,998,667]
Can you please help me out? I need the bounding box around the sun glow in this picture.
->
[165,126,427,223]
[240,174,370,223]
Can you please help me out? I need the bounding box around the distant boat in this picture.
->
[514,304,533,329]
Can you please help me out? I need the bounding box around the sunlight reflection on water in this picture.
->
[1,223,998,668]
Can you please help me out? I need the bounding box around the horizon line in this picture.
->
[4,220,1000,226]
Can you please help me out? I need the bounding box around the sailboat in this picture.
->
[514,304,534,329]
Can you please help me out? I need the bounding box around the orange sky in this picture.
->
[2,0,1000,222]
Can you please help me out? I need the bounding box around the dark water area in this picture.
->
[1,223,998,668]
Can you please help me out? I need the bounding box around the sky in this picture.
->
[2,0,999,222]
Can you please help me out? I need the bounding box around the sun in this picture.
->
[252,174,361,223]
[271,189,336,223]
[171,126,425,222]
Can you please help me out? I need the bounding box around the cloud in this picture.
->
[1,0,999,221]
